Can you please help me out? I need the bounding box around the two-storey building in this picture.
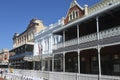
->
[0,49,9,68]
[7,0,120,80]
[9,18,45,69]
[53,0,120,77]
[33,18,64,71]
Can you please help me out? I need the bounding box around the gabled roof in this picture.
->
[64,0,84,25]
[66,0,83,17]
[53,1,120,33]
[70,0,83,10]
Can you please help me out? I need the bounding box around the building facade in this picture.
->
[53,0,120,77]
[7,0,120,79]
[9,18,45,69]
[13,19,45,48]
[0,49,9,68]
[34,18,64,70]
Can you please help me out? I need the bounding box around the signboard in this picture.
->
[0,62,8,65]
[24,55,40,62]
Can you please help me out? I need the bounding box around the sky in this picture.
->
[0,0,100,50]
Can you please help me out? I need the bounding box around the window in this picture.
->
[76,11,78,18]
[73,11,75,19]
[54,36,57,44]
[58,35,63,43]
[54,54,63,71]
[44,38,49,51]
[70,14,72,20]
[114,64,120,72]
[68,10,79,22]
[91,56,98,74]
[45,61,48,71]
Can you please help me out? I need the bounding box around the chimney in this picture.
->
[84,4,88,15]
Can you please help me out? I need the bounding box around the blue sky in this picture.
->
[0,0,100,50]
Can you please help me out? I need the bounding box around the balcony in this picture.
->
[6,69,120,80]
[79,33,97,44]
[65,39,78,47]
[99,26,120,39]
[53,26,120,50]
[53,43,64,50]
[10,52,33,59]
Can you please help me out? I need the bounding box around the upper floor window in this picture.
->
[68,10,79,22]
[76,11,79,18]
[70,14,72,21]
[54,35,63,44]
[44,38,49,51]
[73,11,75,19]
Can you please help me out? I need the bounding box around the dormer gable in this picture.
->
[64,0,84,25]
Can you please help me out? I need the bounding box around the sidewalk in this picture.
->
[0,77,4,80]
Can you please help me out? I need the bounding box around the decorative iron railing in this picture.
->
[99,26,120,39]
[53,26,120,50]
[79,33,97,44]
[65,39,78,47]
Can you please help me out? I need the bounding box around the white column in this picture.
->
[42,60,45,71]
[75,11,77,18]
[77,24,80,44]
[96,17,101,80]
[48,59,50,71]
[84,5,88,15]
[78,49,80,73]
[96,17,100,41]
[52,54,54,71]
[77,24,80,73]
[72,12,73,19]
[63,52,65,72]
[33,61,35,70]
[63,30,65,47]
[51,34,53,53]
[41,49,43,71]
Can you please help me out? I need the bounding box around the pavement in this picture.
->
[0,77,4,80]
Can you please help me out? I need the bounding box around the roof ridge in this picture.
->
[70,0,83,10]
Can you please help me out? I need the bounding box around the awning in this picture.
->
[24,55,41,62]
